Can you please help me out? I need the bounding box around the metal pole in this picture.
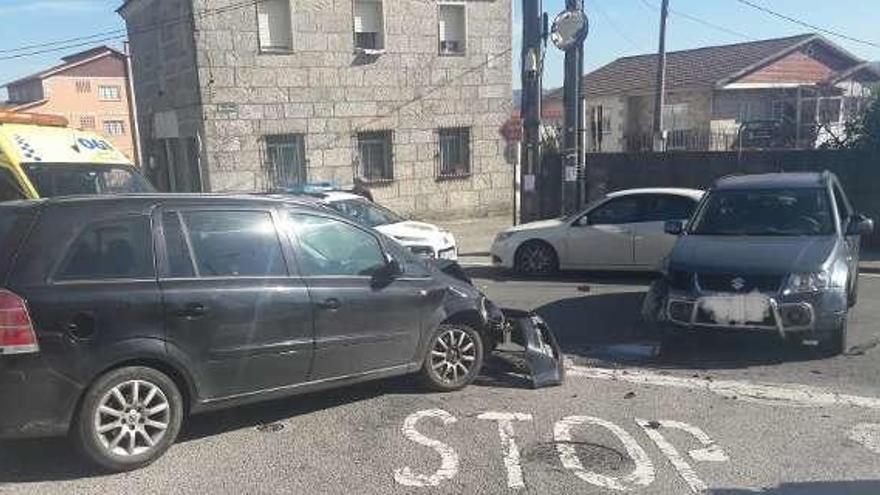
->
[577,32,586,209]
[561,0,582,215]
[652,0,669,152]
[520,0,543,223]
[124,41,143,167]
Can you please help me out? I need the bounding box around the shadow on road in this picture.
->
[0,355,531,483]
[533,291,830,369]
[712,480,880,494]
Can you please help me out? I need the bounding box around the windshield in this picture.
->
[23,163,155,197]
[689,188,834,236]
[326,199,405,228]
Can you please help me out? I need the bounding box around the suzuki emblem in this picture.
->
[731,277,746,291]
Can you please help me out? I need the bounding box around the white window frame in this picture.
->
[353,0,386,54]
[103,120,126,136]
[438,2,467,56]
[98,85,121,101]
[257,0,294,53]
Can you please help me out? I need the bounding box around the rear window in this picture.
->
[55,216,155,281]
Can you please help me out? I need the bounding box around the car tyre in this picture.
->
[73,366,184,472]
[514,241,559,276]
[820,315,848,357]
[420,324,484,392]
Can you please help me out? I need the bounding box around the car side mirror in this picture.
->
[664,220,684,236]
[846,214,874,236]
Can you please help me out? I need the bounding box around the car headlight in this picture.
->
[784,271,832,294]
[494,231,516,243]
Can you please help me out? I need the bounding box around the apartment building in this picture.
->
[3,46,139,162]
[118,0,513,217]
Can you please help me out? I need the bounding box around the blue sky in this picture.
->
[1,0,878,98]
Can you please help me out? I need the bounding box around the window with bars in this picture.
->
[257,0,293,52]
[103,120,126,136]
[99,85,121,101]
[75,80,91,93]
[437,127,470,179]
[80,115,96,129]
[265,134,307,188]
[353,0,385,51]
[357,131,393,183]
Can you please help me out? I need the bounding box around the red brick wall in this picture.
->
[740,50,836,84]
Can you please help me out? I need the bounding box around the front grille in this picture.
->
[697,273,783,294]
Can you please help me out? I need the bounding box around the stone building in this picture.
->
[118,0,513,217]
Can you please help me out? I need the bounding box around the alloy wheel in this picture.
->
[94,379,171,457]
[517,243,555,274]
[430,327,478,385]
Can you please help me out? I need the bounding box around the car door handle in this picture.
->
[177,303,209,318]
[316,298,341,311]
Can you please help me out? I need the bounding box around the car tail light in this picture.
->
[0,289,39,355]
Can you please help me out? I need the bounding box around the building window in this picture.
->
[75,80,91,93]
[99,85,121,101]
[257,0,293,52]
[437,128,470,179]
[353,0,385,52]
[662,103,690,131]
[80,115,96,129]
[265,134,307,188]
[103,121,126,136]
[357,131,393,183]
[439,3,466,55]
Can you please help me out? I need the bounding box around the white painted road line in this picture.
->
[566,364,880,410]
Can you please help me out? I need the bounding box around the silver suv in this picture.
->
[649,172,873,355]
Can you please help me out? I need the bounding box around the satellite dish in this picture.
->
[550,10,589,51]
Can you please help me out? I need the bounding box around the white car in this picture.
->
[316,191,458,260]
[491,188,704,274]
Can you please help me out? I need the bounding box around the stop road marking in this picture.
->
[394,409,730,493]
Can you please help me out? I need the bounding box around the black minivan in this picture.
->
[0,195,502,471]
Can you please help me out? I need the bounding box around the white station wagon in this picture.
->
[491,188,705,274]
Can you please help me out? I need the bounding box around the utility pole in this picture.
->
[520,0,544,223]
[551,2,588,216]
[652,0,669,152]
[560,0,582,215]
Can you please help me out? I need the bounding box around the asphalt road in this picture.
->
[1,269,879,494]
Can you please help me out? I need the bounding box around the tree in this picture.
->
[845,95,880,151]
[823,95,880,150]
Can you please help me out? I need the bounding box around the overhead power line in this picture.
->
[734,0,880,49]
[0,0,267,62]
[638,0,751,41]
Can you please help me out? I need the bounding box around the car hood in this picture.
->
[670,235,838,274]
[504,218,566,233]
[376,221,454,244]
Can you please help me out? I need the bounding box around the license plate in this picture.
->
[699,294,770,325]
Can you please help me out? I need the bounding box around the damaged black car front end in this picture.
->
[435,259,565,388]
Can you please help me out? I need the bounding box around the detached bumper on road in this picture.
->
[501,309,565,388]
